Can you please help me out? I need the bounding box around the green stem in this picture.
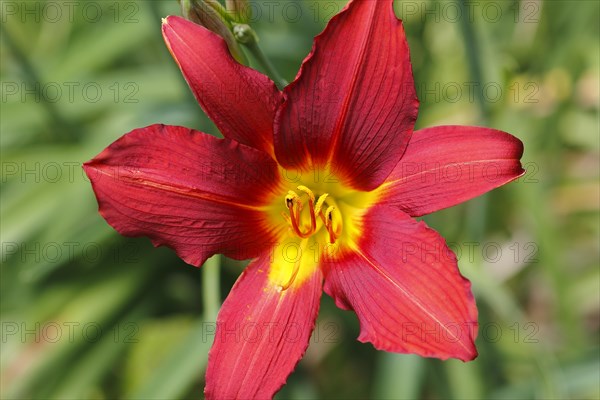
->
[233,24,287,88]
[204,0,235,25]
[244,41,288,88]
[202,254,221,322]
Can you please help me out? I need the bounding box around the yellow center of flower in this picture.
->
[282,186,341,244]
[265,169,379,291]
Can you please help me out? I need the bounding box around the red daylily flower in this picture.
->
[84,1,524,398]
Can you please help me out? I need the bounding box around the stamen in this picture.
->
[297,186,316,233]
[285,190,312,238]
[280,257,301,291]
[324,206,342,244]
[282,187,341,243]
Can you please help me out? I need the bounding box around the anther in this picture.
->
[314,193,329,215]
[296,185,315,202]
[284,190,313,238]
[324,206,341,244]
[285,191,299,209]
[325,206,335,221]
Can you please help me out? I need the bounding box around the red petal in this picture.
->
[162,16,281,156]
[380,126,525,216]
[274,0,418,190]
[323,206,478,361]
[205,254,322,399]
[83,124,279,266]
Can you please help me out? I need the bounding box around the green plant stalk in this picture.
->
[204,0,235,24]
[131,317,213,399]
[202,254,221,322]
[233,23,287,88]
[243,40,288,88]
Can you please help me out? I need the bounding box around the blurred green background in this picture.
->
[1,0,599,398]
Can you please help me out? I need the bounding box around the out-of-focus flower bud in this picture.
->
[232,23,258,45]
[179,0,247,64]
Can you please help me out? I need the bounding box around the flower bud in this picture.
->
[232,23,258,45]
[179,0,247,64]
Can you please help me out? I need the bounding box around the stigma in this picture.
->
[282,185,342,244]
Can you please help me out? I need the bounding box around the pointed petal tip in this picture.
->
[161,16,185,39]
[162,15,179,25]
[82,158,102,179]
[161,15,175,32]
[382,126,527,216]
[160,14,281,155]
[461,346,479,362]
[356,328,478,362]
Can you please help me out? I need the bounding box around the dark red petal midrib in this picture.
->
[325,1,378,164]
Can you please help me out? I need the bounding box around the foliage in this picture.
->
[1,1,598,398]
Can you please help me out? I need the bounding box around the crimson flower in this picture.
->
[84,1,524,398]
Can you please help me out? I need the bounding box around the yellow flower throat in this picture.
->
[265,169,379,292]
